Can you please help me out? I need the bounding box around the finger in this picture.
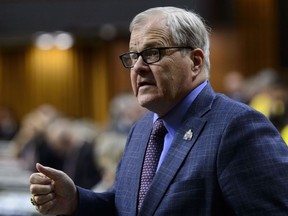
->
[30,172,52,184]
[30,184,53,195]
[33,193,55,205]
[36,163,65,181]
[36,199,56,215]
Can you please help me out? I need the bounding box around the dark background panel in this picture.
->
[0,0,234,40]
[278,0,288,68]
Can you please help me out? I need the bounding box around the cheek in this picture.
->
[157,73,175,97]
[167,68,192,93]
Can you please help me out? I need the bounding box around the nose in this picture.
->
[133,56,148,71]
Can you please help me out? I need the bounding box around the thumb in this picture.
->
[36,163,64,181]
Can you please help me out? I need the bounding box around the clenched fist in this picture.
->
[29,163,78,215]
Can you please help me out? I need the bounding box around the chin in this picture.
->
[137,95,160,112]
[137,95,152,106]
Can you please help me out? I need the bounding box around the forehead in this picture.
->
[129,17,172,50]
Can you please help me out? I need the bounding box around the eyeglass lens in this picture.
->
[121,48,160,68]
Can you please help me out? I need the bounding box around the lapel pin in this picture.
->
[183,129,193,141]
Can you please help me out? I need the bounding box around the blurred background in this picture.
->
[0,0,287,215]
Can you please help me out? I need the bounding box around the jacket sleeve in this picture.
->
[218,109,288,215]
[74,186,116,216]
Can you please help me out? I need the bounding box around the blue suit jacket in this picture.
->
[76,83,288,216]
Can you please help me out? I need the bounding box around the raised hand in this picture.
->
[29,163,78,215]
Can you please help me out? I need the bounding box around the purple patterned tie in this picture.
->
[138,119,167,210]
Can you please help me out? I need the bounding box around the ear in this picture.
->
[190,48,204,73]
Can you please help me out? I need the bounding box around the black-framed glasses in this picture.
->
[119,46,193,68]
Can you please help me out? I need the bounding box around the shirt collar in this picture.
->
[154,80,208,136]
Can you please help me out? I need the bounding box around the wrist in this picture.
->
[68,187,79,215]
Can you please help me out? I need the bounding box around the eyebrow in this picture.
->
[129,42,163,52]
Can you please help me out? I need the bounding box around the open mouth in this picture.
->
[137,78,156,88]
[138,81,153,88]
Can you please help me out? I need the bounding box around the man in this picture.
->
[29,6,288,216]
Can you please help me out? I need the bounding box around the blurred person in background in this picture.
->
[10,104,60,170]
[0,105,19,141]
[248,69,288,137]
[44,117,102,189]
[222,70,248,103]
[266,79,288,133]
[92,92,146,192]
[11,103,102,189]
[107,92,147,134]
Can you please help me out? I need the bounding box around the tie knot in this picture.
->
[152,119,167,137]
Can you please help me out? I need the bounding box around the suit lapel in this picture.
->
[139,117,206,215]
[120,113,153,216]
[138,83,215,216]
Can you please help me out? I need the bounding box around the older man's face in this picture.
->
[129,17,195,116]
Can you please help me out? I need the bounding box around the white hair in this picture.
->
[130,6,211,77]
